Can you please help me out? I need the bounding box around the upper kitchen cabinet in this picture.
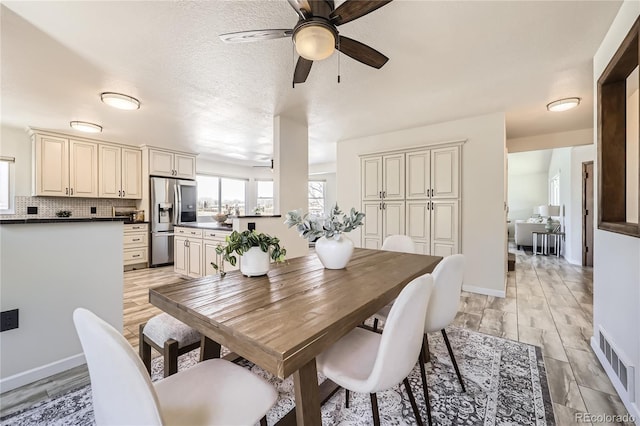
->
[33,133,98,197]
[361,153,405,201]
[148,148,196,179]
[99,145,142,199]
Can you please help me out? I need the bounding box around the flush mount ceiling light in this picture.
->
[293,22,336,61]
[547,97,581,112]
[100,92,140,110]
[70,121,102,133]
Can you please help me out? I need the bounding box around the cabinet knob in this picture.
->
[431,188,434,197]
[119,190,121,197]
[122,190,125,197]
[66,188,69,195]
[70,188,74,195]
[132,238,141,242]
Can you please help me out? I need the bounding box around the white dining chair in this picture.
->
[371,234,417,331]
[74,308,278,426]
[139,313,202,377]
[316,274,435,426]
[381,234,417,253]
[422,254,466,393]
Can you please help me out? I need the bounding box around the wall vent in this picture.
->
[599,327,635,399]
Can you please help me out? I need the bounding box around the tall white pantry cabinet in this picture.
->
[360,143,461,256]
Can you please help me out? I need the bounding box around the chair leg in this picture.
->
[418,349,433,426]
[164,339,179,377]
[260,416,268,426]
[441,329,466,392]
[370,393,380,426]
[422,333,431,363]
[403,378,424,426]
[373,318,379,332]
[139,324,152,375]
[345,389,350,408]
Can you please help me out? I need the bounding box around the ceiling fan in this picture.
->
[219,0,393,85]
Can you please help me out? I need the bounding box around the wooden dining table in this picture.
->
[149,247,442,426]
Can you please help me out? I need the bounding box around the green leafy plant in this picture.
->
[284,204,365,241]
[211,230,286,277]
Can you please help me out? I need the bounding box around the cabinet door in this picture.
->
[34,135,69,196]
[187,239,203,278]
[174,154,196,179]
[174,236,188,275]
[99,145,121,198]
[204,242,219,277]
[121,148,142,199]
[361,157,383,201]
[383,200,405,239]
[69,140,98,197]
[431,146,459,199]
[149,150,174,177]
[382,153,405,200]
[406,200,430,254]
[361,201,383,249]
[431,200,459,255]
[406,150,430,199]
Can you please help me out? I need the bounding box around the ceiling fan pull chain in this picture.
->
[292,42,296,88]
[337,40,341,83]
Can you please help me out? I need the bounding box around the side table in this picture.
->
[532,231,565,256]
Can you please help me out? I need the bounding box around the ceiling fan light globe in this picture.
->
[294,25,335,61]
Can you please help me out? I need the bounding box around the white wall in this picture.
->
[0,222,123,391]
[507,172,548,238]
[592,0,640,420]
[507,128,593,153]
[337,112,507,296]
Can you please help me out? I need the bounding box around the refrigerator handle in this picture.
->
[174,184,181,225]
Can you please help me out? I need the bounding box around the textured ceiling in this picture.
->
[1,1,621,165]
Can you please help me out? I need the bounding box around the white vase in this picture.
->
[240,247,270,277]
[315,235,354,269]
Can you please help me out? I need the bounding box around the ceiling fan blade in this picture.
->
[287,0,312,19]
[338,36,388,69]
[219,29,292,43]
[330,0,393,26]
[293,57,313,84]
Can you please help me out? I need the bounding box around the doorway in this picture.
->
[582,162,594,266]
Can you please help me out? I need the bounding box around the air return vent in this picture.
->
[599,327,635,399]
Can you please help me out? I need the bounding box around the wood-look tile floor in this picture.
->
[1,250,633,424]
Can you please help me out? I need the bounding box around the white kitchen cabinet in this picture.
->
[149,149,196,179]
[361,143,461,254]
[361,154,405,201]
[203,229,237,276]
[406,200,459,256]
[175,227,203,278]
[99,145,142,199]
[33,134,98,197]
[123,223,149,269]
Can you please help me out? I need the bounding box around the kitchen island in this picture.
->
[0,219,123,391]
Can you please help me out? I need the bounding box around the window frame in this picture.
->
[0,156,15,215]
[196,174,247,217]
[256,179,274,215]
[308,180,326,216]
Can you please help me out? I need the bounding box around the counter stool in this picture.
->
[139,313,202,377]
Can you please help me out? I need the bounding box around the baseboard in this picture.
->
[0,353,86,393]
[462,284,506,298]
[590,337,640,425]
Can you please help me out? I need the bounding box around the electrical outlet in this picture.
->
[90,207,97,214]
[1,309,19,332]
[27,206,38,214]
[248,222,256,231]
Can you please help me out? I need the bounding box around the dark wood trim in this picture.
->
[597,17,640,238]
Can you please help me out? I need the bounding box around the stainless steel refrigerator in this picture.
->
[150,177,197,266]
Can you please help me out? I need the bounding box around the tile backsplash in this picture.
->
[1,196,137,219]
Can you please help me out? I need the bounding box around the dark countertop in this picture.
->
[236,215,282,218]
[123,221,149,225]
[175,222,233,231]
[0,217,128,225]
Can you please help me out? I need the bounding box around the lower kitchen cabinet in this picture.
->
[123,223,149,270]
[174,227,235,278]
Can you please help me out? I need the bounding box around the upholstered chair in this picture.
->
[316,274,435,426]
[139,313,201,377]
[74,308,277,426]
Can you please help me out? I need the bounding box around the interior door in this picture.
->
[583,162,594,266]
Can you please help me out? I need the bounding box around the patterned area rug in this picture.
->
[1,327,554,425]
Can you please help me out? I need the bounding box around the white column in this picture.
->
[273,115,309,258]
